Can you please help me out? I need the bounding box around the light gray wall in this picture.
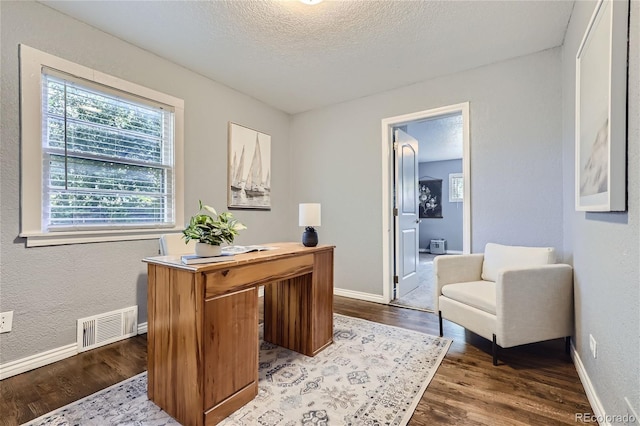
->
[7,11,634,421]
[0,1,292,363]
[418,160,463,252]
[561,0,640,418]
[289,47,563,296]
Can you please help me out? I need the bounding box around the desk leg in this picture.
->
[203,287,259,425]
[147,265,205,426]
[310,249,334,353]
[264,250,334,356]
[264,274,312,355]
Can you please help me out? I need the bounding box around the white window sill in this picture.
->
[20,228,182,247]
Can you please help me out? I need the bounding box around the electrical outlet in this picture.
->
[0,311,14,333]
[625,397,639,425]
[589,334,597,359]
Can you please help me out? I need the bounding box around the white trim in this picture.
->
[0,343,77,380]
[571,342,610,425]
[137,322,148,335]
[0,323,150,380]
[625,398,640,425]
[381,102,471,305]
[22,228,183,248]
[333,287,386,304]
[446,250,463,255]
[19,44,185,247]
[461,103,471,252]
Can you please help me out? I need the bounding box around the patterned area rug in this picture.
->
[24,314,450,426]
[390,254,436,312]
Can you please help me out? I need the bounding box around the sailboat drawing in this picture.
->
[228,122,271,209]
[230,146,245,191]
[264,170,270,193]
[245,135,266,197]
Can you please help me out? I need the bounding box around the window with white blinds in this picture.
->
[20,45,184,246]
[42,70,174,229]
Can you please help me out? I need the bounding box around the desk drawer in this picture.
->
[205,254,314,298]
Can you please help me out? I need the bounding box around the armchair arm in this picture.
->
[434,254,484,311]
[496,264,573,348]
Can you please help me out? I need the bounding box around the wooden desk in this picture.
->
[143,242,334,426]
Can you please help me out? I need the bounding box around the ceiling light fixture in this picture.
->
[299,0,323,4]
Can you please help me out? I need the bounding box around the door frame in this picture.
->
[380,102,471,304]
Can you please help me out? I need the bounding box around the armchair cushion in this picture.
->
[481,243,556,282]
[441,281,496,315]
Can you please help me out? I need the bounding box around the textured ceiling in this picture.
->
[41,0,574,114]
[407,113,463,163]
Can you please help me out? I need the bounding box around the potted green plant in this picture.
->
[183,200,246,257]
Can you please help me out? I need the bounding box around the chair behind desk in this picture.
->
[159,233,195,255]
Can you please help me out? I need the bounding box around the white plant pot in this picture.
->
[195,242,221,257]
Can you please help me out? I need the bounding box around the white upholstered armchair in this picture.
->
[434,243,573,365]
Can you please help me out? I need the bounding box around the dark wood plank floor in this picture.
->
[0,296,592,425]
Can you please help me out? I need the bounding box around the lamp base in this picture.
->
[302,227,318,247]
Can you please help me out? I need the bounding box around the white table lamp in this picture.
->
[299,203,321,247]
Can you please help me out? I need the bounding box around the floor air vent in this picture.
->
[77,306,138,352]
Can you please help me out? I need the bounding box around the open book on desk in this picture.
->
[221,245,277,255]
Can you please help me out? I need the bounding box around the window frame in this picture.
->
[449,173,464,203]
[19,44,184,247]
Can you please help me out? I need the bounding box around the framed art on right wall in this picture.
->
[575,0,629,212]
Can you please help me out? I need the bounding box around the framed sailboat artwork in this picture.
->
[227,122,271,210]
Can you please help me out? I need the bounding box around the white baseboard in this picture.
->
[571,342,609,425]
[334,288,386,304]
[0,343,77,380]
[447,250,463,254]
[137,322,147,334]
[0,322,151,380]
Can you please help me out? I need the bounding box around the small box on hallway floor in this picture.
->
[430,239,446,254]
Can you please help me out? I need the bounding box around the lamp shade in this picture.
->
[299,203,321,227]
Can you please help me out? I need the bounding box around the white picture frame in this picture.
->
[575,0,628,212]
[448,173,463,203]
[227,122,271,210]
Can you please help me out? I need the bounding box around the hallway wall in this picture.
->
[418,160,463,252]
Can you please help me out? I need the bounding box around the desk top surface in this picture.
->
[143,242,334,272]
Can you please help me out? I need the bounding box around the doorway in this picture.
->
[380,103,471,309]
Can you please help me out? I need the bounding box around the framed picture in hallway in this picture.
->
[418,179,442,219]
[227,122,271,210]
[575,0,628,212]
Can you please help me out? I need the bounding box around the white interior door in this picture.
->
[394,129,420,298]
